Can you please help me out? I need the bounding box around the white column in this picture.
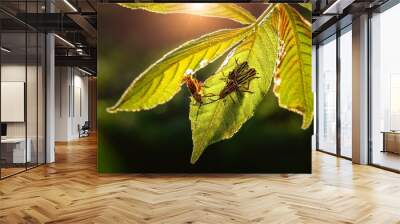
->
[352,14,369,164]
[46,33,55,163]
[46,1,55,163]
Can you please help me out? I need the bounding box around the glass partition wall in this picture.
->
[316,25,353,159]
[0,2,46,179]
[370,3,400,171]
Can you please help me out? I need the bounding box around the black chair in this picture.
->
[79,121,90,138]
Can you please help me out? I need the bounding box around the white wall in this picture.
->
[1,65,34,138]
[72,73,89,138]
[55,67,89,141]
[55,66,69,141]
[1,65,26,140]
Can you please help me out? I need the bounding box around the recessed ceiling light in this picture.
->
[63,0,78,12]
[54,34,75,48]
[1,47,11,53]
[78,67,93,76]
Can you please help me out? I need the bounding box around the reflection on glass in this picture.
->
[1,31,27,177]
[340,28,352,158]
[0,1,46,179]
[371,4,400,171]
[317,36,337,154]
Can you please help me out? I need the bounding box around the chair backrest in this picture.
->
[82,121,90,129]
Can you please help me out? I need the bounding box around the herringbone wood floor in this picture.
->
[1,135,400,224]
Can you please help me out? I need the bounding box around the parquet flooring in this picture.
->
[1,135,400,223]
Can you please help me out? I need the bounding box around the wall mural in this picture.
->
[98,3,313,173]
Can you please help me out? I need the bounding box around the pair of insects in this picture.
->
[182,60,258,106]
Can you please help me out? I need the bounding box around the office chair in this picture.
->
[79,121,90,138]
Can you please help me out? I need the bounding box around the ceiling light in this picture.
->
[54,34,75,48]
[1,47,11,53]
[76,48,86,55]
[78,67,93,76]
[63,0,78,12]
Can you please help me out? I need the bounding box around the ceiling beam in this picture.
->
[13,13,82,32]
[55,55,96,73]
[322,0,355,14]
[67,13,97,40]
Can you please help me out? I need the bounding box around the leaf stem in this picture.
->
[256,4,276,25]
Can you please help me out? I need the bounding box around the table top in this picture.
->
[381,131,400,134]
[1,138,27,143]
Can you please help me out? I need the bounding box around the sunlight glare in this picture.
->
[189,3,206,11]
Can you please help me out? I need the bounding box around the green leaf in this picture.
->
[118,3,256,25]
[189,6,279,164]
[107,27,251,113]
[273,4,313,129]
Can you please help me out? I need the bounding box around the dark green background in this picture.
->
[98,3,312,173]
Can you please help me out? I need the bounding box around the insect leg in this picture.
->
[220,71,228,81]
[202,93,217,99]
[240,89,254,94]
[242,80,251,90]
[202,98,220,105]
[228,93,237,104]
[238,82,253,94]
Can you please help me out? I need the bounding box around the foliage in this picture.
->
[106,27,251,113]
[107,3,313,163]
[118,3,256,25]
[273,4,313,129]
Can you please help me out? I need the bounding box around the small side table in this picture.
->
[381,131,400,154]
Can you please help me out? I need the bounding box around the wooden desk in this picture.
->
[382,131,400,154]
[1,138,31,163]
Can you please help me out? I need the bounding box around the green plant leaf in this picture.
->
[107,27,251,113]
[118,3,256,25]
[189,6,279,163]
[273,4,313,129]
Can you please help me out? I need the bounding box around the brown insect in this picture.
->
[182,75,205,104]
[182,75,214,123]
[183,60,258,106]
[206,60,259,103]
[226,59,250,81]
[219,67,258,100]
